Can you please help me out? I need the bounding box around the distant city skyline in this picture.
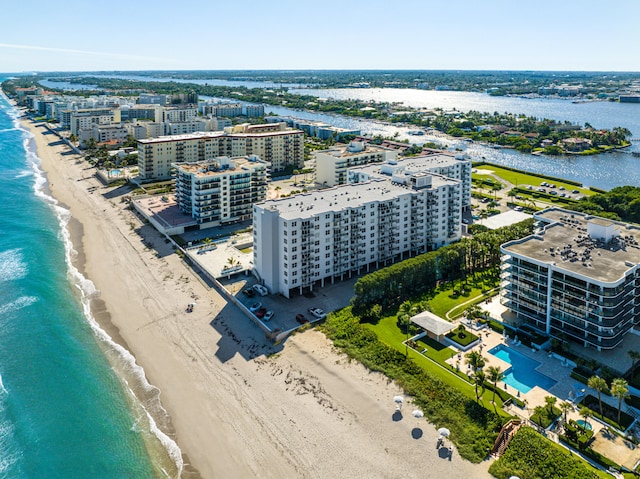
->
[2,0,639,73]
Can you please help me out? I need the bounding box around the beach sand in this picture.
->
[21,116,493,479]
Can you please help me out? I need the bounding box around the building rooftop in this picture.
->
[174,156,265,179]
[259,180,410,220]
[349,153,470,177]
[502,208,640,284]
[316,142,395,158]
[411,311,455,336]
[138,128,302,145]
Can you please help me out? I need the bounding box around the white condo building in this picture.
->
[69,109,121,135]
[254,171,464,298]
[314,141,398,187]
[347,153,473,211]
[174,156,268,227]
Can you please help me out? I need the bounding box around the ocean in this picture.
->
[0,88,179,477]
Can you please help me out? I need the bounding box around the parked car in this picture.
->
[242,288,255,298]
[572,189,580,194]
[296,313,308,324]
[308,307,326,319]
[514,206,523,212]
[253,284,269,296]
[264,311,274,321]
[249,302,262,312]
[255,307,267,318]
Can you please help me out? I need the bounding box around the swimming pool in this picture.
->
[576,419,592,430]
[488,344,557,394]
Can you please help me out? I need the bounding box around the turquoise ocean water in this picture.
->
[0,88,178,478]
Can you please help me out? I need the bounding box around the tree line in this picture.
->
[352,219,535,313]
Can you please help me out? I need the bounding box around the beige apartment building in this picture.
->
[137,123,303,180]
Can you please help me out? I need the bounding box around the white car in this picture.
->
[263,311,274,321]
[249,302,262,312]
[253,284,269,296]
[308,307,326,319]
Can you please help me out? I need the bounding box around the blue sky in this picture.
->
[2,0,639,72]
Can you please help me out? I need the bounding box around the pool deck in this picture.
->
[447,296,636,420]
[445,296,640,471]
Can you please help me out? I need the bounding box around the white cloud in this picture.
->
[0,43,168,64]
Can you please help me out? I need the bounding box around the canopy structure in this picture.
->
[411,311,455,341]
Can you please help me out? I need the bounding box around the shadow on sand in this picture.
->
[209,303,283,363]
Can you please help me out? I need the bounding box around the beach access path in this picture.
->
[22,117,492,479]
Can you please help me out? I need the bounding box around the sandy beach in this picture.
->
[21,115,493,479]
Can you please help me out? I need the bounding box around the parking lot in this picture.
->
[218,274,358,333]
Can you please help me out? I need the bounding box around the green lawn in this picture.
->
[477,165,594,197]
[425,276,497,319]
[364,314,511,413]
[530,406,561,429]
[446,326,479,347]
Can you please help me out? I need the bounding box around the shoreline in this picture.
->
[16,112,190,477]
[16,107,493,478]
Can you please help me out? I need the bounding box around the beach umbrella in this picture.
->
[412,409,424,419]
[438,427,450,437]
[508,476,521,479]
[393,396,404,404]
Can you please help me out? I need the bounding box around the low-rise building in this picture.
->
[500,208,640,350]
[79,124,128,145]
[314,141,398,187]
[69,108,121,135]
[174,156,268,227]
[162,107,197,123]
[561,137,592,152]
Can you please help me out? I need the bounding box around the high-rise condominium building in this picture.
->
[174,156,268,227]
[254,170,463,298]
[500,208,640,351]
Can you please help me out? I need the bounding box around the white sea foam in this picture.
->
[0,374,6,396]
[0,127,18,134]
[0,249,26,284]
[0,296,38,316]
[14,111,184,476]
[14,169,33,179]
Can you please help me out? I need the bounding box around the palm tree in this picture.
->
[486,366,503,404]
[397,300,417,334]
[472,369,486,401]
[465,350,486,372]
[560,401,572,423]
[611,378,629,425]
[588,376,608,417]
[579,406,591,429]
[532,405,546,428]
[544,395,557,416]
